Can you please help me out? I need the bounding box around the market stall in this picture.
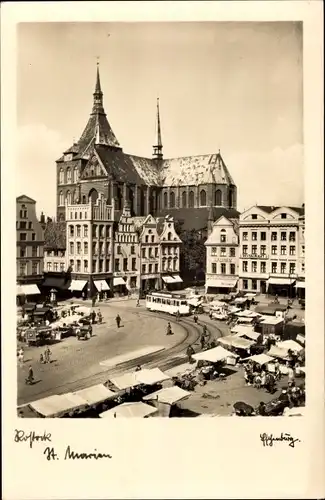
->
[99,402,158,418]
[28,393,89,418]
[143,386,191,417]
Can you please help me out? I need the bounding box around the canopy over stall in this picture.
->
[277,340,304,353]
[109,373,141,391]
[218,335,255,350]
[16,284,40,296]
[241,353,274,365]
[69,280,87,292]
[136,368,170,385]
[143,386,191,405]
[267,345,289,360]
[29,393,88,418]
[234,329,261,341]
[244,292,257,298]
[192,346,237,363]
[100,402,158,418]
[235,310,261,318]
[94,280,110,291]
[73,384,116,405]
[267,277,296,286]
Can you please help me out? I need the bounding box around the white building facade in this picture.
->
[205,216,239,294]
[65,195,114,297]
[238,205,305,296]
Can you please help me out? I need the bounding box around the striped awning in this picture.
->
[16,284,40,296]
[69,280,87,292]
[113,277,126,286]
[94,280,110,291]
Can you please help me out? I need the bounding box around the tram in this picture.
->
[145,291,190,316]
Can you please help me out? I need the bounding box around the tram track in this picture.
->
[18,309,226,406]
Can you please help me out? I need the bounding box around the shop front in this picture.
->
[205,277,238,295]
[16,283,41,306]
[161,274,183,291]
[93,279,110,301]
[113,276,128,296]
[295,280,305,299]
[267,277,296,298]
[68,279,88,298]
[140,274,160,295]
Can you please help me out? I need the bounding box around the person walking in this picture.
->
[26,365,34,385]
[136,299,140,307]
[97,310,102,324]
[45,347,51,364]
[166,322,173,335]
[200,334,205,350]
[193,314,198,324]
[116,314,121,328]
[186,345,195,364]
[202,324,207,337]
[18,348,24,366]
[91,310,96,325]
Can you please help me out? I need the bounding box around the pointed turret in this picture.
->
[76,63,121,156]
[153,98,163,161]
[92,63,105,115]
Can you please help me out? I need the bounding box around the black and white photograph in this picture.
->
[15,21,307,419]
[2,2,324,499]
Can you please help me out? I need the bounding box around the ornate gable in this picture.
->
[159,217,182,243]
[82,152,108,180]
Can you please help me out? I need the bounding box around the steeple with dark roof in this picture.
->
[153,98,163,161]
[76,63,121,157]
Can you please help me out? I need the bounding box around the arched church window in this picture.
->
[59,168,64,184]
[88,188,99,203]
[163,192,168,208]
[59,191,64,206]
[182,191,187,208]
[200,189,207,207]
[189,191,195,208]
[215,189,222,206]
[170,191,175,208]
[67,168,72,184]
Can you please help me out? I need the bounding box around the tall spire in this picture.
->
[92,60,105,115]
[153,97,163,160]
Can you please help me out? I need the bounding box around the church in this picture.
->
[56,65,239,230]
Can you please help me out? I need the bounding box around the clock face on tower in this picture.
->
[91,155,97,165]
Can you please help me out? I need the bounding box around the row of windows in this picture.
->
[18,262,39,276]
[58,167,79,185]
[162,189,228,208]
[46,262,65,272]
[211,247,236,257]
[241,245,297,256]
[117,234,137,243]
[242,231,296,241]
[242,261,297,274]
[19,208,28,219]
[142,263,159,275]
[69,259,110,273]
[44,250,65,258]
[117,245,136,255]
[115,257,138,272]
[19,233,36,242]
[19,247,39,258]
[142,247,159,259]
[147,296,187,306]
[211,263,236,275]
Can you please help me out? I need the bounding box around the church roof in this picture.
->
[44,221,66,250]
[161,153,235,187]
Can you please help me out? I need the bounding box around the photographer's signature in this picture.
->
[260,432,301,448]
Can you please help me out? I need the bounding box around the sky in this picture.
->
[16,22,304,217]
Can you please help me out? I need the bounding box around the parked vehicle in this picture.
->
[77,325,93,341]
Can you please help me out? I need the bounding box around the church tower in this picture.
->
[152,98,163,161]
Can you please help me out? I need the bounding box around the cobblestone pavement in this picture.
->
[17,300,187,405]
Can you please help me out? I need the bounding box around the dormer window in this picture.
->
[281,213,287,219]
[251,214,257,220]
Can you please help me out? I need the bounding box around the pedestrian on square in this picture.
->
[116,314,121,328]
[26,365,34,385]
[166,322,173,335]
[136,299,140,307]
[39,353,44,364]
[193,314,198,324]
[202,324,207,337]
[18,348,24,366]
[91,310,96,324]
[200,334,205,350]
[186,345,195,363]
[97,310,102,324]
